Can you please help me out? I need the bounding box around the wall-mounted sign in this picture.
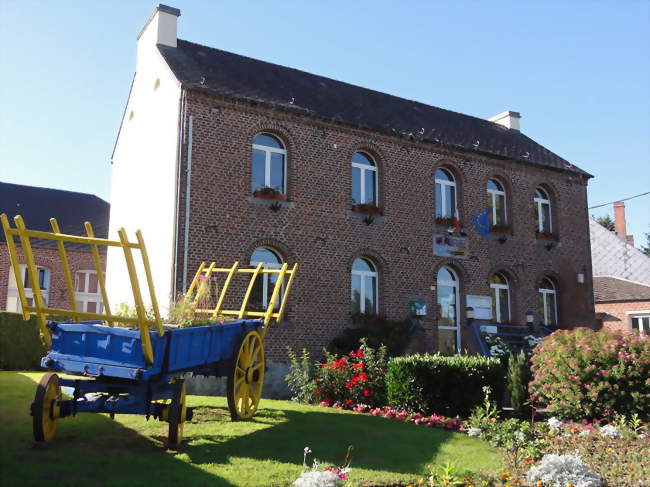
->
[467,295,492,320]
[409,300,427,316]
[433,235,468,258]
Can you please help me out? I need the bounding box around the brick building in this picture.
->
[107,5,596,359]
[0,182,110,314]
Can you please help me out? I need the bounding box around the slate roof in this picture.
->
[0,182,110,249]
[590,219,650,286]
[159,39,591,177]
[593,276,650,302]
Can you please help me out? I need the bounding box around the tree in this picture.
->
[593,214,615,231]
[641,225,650,257]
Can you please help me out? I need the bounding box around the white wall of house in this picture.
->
[106,6,182,315]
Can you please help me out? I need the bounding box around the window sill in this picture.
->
[247,196,295,210]
[346,210,388,224]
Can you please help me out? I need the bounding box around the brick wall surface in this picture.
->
[174,92,596,361]
[0,243,106,312]
[595,300,650,333]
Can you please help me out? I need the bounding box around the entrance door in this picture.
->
[437,266,460,353]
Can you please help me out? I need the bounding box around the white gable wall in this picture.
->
[106,9,182,315]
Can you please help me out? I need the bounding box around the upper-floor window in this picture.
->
[351,152,377,205]
[538,277,557,327]
[534,187,552,233]
[487,179,507,227]
[250,247,283,311]
[351,257,378,315]
[252,133,286,195]
[435,168,457,219]
[490,272,511,323]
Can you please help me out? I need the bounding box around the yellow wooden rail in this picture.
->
[0,214,164,364]
[185,260,298,339]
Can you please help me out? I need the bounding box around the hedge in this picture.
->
[0,312,47,370]
[386,353,505,417]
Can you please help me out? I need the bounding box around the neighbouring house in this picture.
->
[107,5,596,360]
[0,182,110,314]
[590,200,650,334]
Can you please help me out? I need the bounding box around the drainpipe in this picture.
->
[171,89,186,298]
[182,115,193,292]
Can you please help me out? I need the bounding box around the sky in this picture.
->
[1,1,649,247]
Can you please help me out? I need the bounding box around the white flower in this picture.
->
[547,417,563,429]
[293,470,343,487]
[304,447,312,454]
[467,427,482,437]
[599,424,620,438]
[515,431,526,440]
[579,430,591,437]
[526,454,601,487]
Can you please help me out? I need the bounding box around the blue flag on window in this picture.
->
[472,210,490,237]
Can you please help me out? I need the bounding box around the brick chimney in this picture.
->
[613,201,634,246]
[489,111,521,131]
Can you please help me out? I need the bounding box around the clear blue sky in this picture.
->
[1,1,648,247]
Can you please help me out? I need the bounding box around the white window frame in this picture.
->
[351,259,379,314]
[490,273,511,323]
[487,179,507,226]
[435,169,457,218]
[539,279,558,327]
[74,270,104,313]
[534,188,552,233]
[6,264,50,312]
[250,248,284,309]
[252,134,287,194]
[351,153,378,205]
[437,266,461,352]
[627,311,650,334]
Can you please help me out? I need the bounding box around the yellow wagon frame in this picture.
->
[1,214,298,365]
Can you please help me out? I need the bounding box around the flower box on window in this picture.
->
[351,203,383,216]
[535,231,558,242]
[253,187,286,201]
[489,224,513,235]
[434,216,456,227]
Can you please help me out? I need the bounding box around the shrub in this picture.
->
[328,314,412,357]
[315,339,387,408]
[507,351,532,416]
[285,348,316,404]
[529,328,650,420]
[526,454,601,487]
[0,312,47,370]
[386,353,505,417]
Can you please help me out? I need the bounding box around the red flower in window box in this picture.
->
[253,186,286,201]
[535,230,558,242]
[351,203,383,216]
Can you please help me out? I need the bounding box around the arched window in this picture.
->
[538,277,557,327]
[435,168,457,220]
[250,247,283,311]
[490,272,511,323]
[437,266,460,353]
[252,133,286,194]
[351,257,378,314]
[487,179,507,227]
[351,152,377,205]
[534,187,552,234]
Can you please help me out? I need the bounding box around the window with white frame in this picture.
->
[534,187,552,233]
[437,266,460,353]
[252,133,286,194]
[538,277,557,327]
[487,179,507,227]
[435,168,457,219]
[5,265,50,312]
[249,247,283,311]
[351,257,378,315]
[490,272,511,323]
[630,312,650,335]
[74,270,104,313]
[351,152,377,205]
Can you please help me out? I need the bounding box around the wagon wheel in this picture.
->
[227,330,265,421]
[32,372,61,442]
[167,380,187,449]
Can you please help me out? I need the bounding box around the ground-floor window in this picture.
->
[538,277,557,327]
[5,265,50,312]
[249,247,283,311]
[351,257,378,315]
[630,313,650,335]
[437,266,460,353]
[74,270,104,313]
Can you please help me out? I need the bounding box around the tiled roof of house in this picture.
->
[0,182,110,249]
[593,276,650,302]
[159,40,591,177]
[589,219,650,286]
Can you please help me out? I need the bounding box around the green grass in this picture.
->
[0,372,503,486]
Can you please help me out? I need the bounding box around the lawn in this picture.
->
[0,372,502,486]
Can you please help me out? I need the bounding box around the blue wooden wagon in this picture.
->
[1,214,297,448]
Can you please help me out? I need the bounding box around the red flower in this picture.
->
[352,362,364,371]
[349,348,363,358]
[345,381,353,389]
[345,399,353,407]
[363,388,370,397]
